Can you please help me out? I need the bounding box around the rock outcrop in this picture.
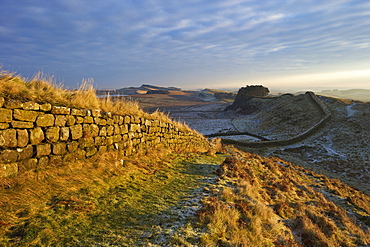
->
[227,85,269,113]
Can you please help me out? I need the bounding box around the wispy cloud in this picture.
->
[1,0,370,89]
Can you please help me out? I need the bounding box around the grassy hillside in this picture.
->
[1,70,369,246]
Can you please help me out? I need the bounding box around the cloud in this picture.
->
[1,0,370,89]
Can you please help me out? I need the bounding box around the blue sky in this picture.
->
[1,0,370,90]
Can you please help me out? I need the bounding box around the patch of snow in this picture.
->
[346,103,356,117]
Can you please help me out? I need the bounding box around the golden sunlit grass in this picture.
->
[199,147,370,246]
[0,70,194,133]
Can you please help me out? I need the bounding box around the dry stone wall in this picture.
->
[0,97,210,177]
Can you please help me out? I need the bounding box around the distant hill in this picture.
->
[317,89,370,102]
[96,84,181,96]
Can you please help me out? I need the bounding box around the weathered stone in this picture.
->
[0,149,18,163]
[84,124,99,137]
[95,118,107,125]
[99,126,107,136]
[113,135,122,143]
[39,103,52,111]
[60,127,70,141]
[29,127,45,145]
[114,125,120,135]
[46,127,60,142]
[145,119,152,126]
[36,114,54,127]
[49,155,63,166]
[52,143,67,155]
[102,112,112,119]
[130,124,141,132]
[113,115,120,124]
[79,137,95,148]
[106,136,114,145]
[0,123,9,129]
[4,100,23,109]
[66,115,76,126]
[81,109,91,116]
[51,106,70,115]
[86,147,97,157]
[11,121,34,129]
[0,129,17,147]
[84,116,94,124]
[38,156,49,168]
[124,116,131,124]
[120,124,129,134]
[70,124,83,139]
[55,115,67,126]
[98,145,107,153]
[67,141,79,152]
[107,126,114,136]
[75,116,84,124]
[22,102,40,110]
[91,109,101,117]
[18,145,34,160]
[17,129,29,147]
[0,163,18,177]
[36,144,51,157]
[0,97,4,107]
[18,158,37,172]
[107,118,114,125]
[0,108,12,122]
[71,108,84,116]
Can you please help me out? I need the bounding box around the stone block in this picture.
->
[98,145,107,153]
[134,116,140,124]
[91,109,101,117]
[75,116,84,124]
[0,149,18,163]
[67,141,79,152]
[86,147,97,157]
[71,108,83,116]
[107,126,114,136]
[53,142,67,155]
[79,137,95,148]
[46,127,60,142]
[11,121,34,129]
[55,115,67,126]
[0,163,18,177]
[36,144,51,157]
[106,136,114,145]
[120,124,129,134]
[66,115,76,126]
[17,129,29,147]
[84,116,94,124]
[0,108,12,122]
[99,126,107,136]
[0,123,9,129]
[130,124,141,132]
[60,127,70,141]
[51,106,70,115]
[0,97,4,107]
[18,158,37,172]
[0,129,17,147]
[4,100,23,109]
[102,111,112,119]
[81,109,91,116]
[95,118,107,125]
[70,124,83,139]
[36,114,54,127]
[124,116,131,124]
[113,135,122,143]
[90,124,99,137]
[29,127,45,145]
[22,102,40,110]
[39,103,52,111]
[114,124,120,135]
[18,145,34,160]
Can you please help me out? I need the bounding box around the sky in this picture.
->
[1,0,370,91]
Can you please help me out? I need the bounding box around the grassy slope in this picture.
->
[199,146,370,246]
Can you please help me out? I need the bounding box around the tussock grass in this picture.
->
[199,146,370,246]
